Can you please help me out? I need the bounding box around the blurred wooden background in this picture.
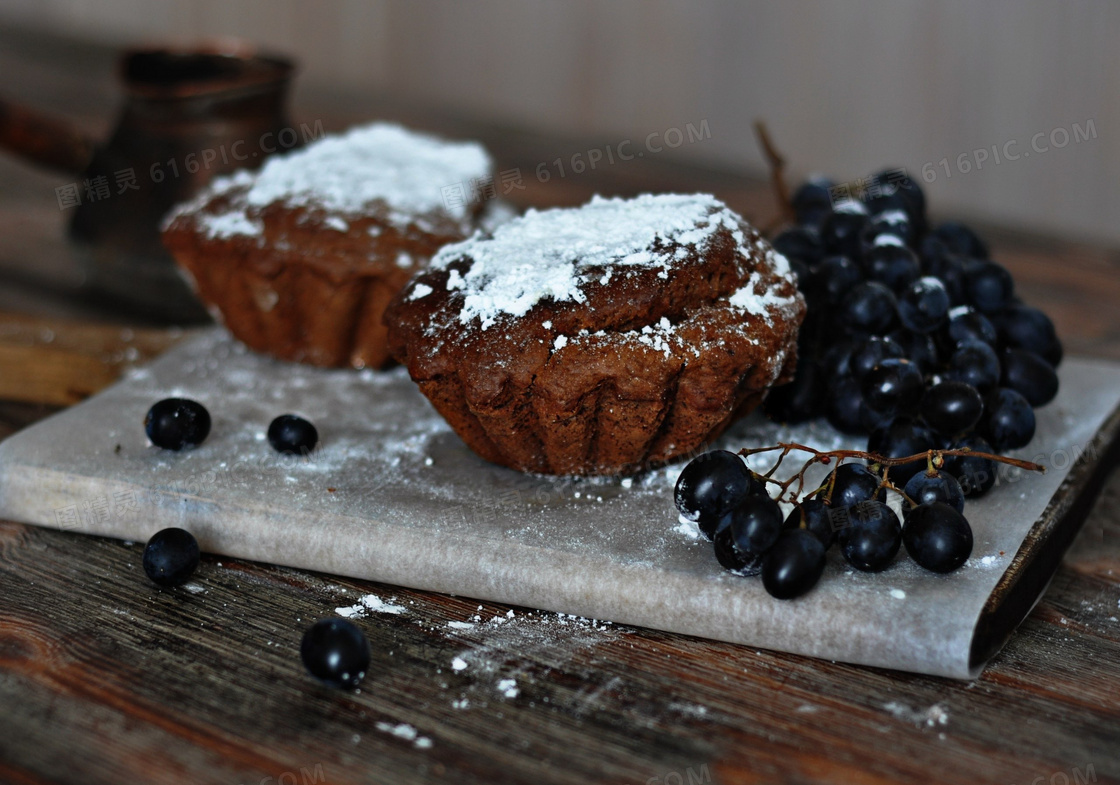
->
[1,0,1117,247]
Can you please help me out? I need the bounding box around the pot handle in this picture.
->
[0,98,96,175]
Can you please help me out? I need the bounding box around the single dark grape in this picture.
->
[888,329,939,375]
[792,177,835,230]
[838,500,902,572]
[921,251,968,305]
[810,255,863,305]
[822,203,869,260]
[1000,348,1059,406]
[764,357,825,424]
[920,380,984,436]
[903,502,974,573]
[144,398,211,451]
[842,281,899,335]
[946,340,1001,393]
[825,463,886,509]
[939,306,999,356]
[268,414,319,455]
[849,335,906,380]
[772,226,825,268]
[825,374,867,436]
[931,221,989,259]
[863,208,913,247]
[863,245,921,293]
[861,358,924,416]
[981,387,1036,451]
[964,260,1014,314]
[300,618,371,689]
[142,528,201,587]
[821,340,856,378]
[902,470,965,514]
[722,493,784,557]
[782,497,835,549]
[991,304,1063,367]
[898,276,950,333]
[675,450,758,539]
[713,524,766,575]
[941,435,998,498]
[867,416,937,486]
[762,529,827,600]
[871,168,927,228]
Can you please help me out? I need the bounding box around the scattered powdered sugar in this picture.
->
[890,589,907,600]
[496,678,519,698]
[450,656,468,672]
[408,283,434,301]
[375,722,432,749]
[335,593,407,618]
[429,193,791,330]
[185,123,491,237]
[883,701,950,728]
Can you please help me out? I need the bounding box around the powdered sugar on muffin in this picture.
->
[166,123,493,241]
[427,193,797,330]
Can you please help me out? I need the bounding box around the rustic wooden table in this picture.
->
[1,26,1119,785]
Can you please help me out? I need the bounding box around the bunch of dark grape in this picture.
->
[674,444,1040,600]
[673,168,1060,599]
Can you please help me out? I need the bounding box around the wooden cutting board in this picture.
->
[1,328,1118,679]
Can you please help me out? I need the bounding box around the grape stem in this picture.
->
[752,120,795,229]
[736,442,1045,508]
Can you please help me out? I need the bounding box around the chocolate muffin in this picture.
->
[162,122,498,369]
[385,193,806,476]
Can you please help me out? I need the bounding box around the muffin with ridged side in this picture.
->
[385,193,806,476]
[162,122,500,369]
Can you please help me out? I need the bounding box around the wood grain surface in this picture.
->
[1,27,1119,785]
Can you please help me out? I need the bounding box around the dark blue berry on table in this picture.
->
[838,500,902,572]
[982,387,1037,451]
[723,493,784,557]
[863,245,921,293]
[842,281,899,336]
[991,304,1063,367]
[920,380,984,436]
[675,450,758,540]
[964,260,1015,314]
[825,463,886,509]
[941,435,998,498]
[300,618,371,689]
[783,497,835,549]
[268,414,320,456]
[871,168,927,227]
[1000,348,1059,406]
[902,502,973,573]
[145,398,211,451]
[902,470,966,515]
[142,527,200,587]
[861,358,924,417]
[762,529,827,599]
[946,340,1002,393]
[867,416,937,486]
[898,276,950,333]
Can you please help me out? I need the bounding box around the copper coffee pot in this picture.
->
[0,42,296,323]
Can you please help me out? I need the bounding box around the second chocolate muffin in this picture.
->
[386,193,805,476]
